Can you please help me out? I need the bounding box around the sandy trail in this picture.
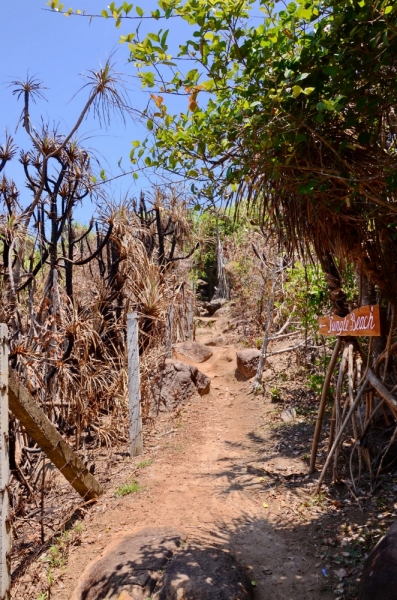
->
[45,315,333,600]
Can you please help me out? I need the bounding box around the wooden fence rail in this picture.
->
[8,369,103,501]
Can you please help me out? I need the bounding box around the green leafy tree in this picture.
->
[48,0,397,305]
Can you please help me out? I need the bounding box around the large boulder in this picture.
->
[71,528,181,600]
[177,341,213,363]
[359,520,397,600]
[236,349,261,379]
[159,360,210,411]
[71,527,253,600]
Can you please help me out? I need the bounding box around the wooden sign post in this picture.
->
[318,305,381,337]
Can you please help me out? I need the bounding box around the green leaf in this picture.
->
[101,9,109,18]
[292,85,302,98]
[161,29,169,48]
[323,65,338,76]
[186,68,199,81]
[147,119,153,130]
[294,73,309,82]
[297,6,313,20]
[100,169,106,181]
[136,6,144,16]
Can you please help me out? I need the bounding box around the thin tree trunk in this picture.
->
[309,337,342,473]
[252,250,278,390]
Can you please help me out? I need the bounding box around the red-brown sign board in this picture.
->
[318,305,381,337]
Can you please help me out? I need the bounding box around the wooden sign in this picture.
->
[318,305,381,337]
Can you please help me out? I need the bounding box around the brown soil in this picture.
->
[14,312,397,600]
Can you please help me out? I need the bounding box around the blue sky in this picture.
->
[0,1,193,222]
[0,1,265,223]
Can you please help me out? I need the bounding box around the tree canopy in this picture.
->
[48,0,397,303]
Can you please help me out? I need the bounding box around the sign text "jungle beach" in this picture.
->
[318,305,381,337]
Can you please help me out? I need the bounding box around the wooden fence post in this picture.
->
[165,305,173,359]
[0,325,10,600]
[187,294,193,341]
[9,369,103,500]
[127,313,143,457]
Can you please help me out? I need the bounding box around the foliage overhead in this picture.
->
[48,0,397,302]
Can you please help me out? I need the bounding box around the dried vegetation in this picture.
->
[0,64,196,582]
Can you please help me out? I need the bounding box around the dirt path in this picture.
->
[28,314,346,600]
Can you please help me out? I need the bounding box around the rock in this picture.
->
[72,527,253,600]
[71,527,182,600]
[153,543,252,600]
[205,335,228,347]
[202,298,227,316]
[194,370,211,396]
[177,341,213,363]
[236,349,261,379]
[212,306,229,317]
[359,520,397,600]
[159,360,210,411]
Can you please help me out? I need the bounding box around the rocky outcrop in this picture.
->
[71,527,253,600]
[236,349,261,379]
[177,341,213,363]
[159,360,210,411]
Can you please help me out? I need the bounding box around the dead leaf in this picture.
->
[334,568,348,579]
[150,94,164,108]
[281,407,297,423]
